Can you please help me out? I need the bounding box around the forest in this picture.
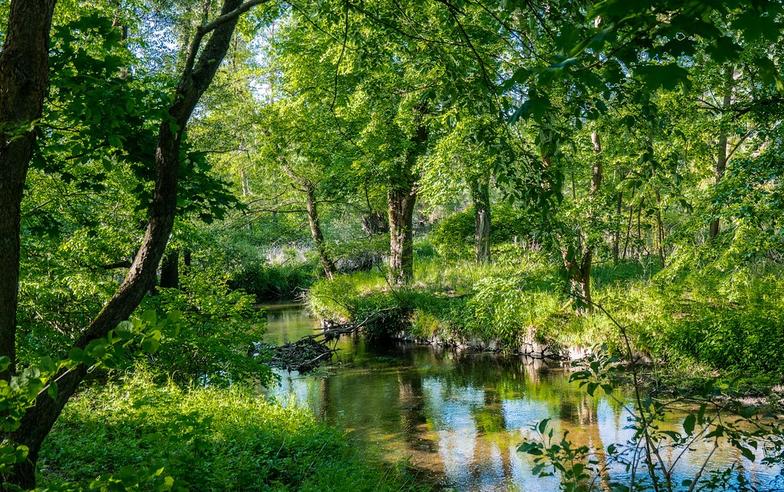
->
[1,0,784,490]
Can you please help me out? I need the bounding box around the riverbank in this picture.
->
[38,370,429,491]
[307,249,784,381]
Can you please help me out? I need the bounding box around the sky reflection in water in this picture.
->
[263,304,782,491]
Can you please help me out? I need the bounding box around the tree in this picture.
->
[1,0,270,486]
[0,0,59,380]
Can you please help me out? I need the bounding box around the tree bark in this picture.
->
[709,66,734,239]
[654,189,666,266]
[0,0,58,379]
[387,119,428,286]
[160,250,180,288]
[304,183,336,279]
[612,191,622,263]
[387,119,427,286]
[387,185,416,286]
[7,0,250,486]
[470,175,491,263]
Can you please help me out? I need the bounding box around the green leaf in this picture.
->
[683,413,696,435]
[47,382,58,402]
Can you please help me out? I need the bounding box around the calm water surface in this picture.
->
[262,304,783,491]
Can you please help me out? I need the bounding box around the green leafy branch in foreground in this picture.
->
[0,309,182,491]
[519,299,784,492]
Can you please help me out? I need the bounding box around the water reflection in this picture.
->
[263,305,781,491]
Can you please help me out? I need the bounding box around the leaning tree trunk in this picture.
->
[304,183,336,279]
[7,0,253,486]
[470,175,491,263]
[387,185,416,286]
[0,0,58,380]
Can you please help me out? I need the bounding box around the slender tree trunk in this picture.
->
[612,191,622,263]
[470,175,491,263]
[709,66,734,239]
[7,1,249,485]
[240,167,251,196]
[387,185,416,286]
[304,183,336,279]
[160,250,180,288]
[654,190,666,266]
[0,0,58,380]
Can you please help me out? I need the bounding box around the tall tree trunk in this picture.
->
[387,119,427,286]
[7,1,251,486]
[654,189,666,266]
[709,66,734,239]
[160,250,180,288]
[470,175,491,263]
[387,185,416,286]
[612,191,622,263]
[564,131,602,312]
[0,0,58,380]
[304,183,336,279]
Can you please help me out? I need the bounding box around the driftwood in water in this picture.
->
[258,308,397,373]
[266,337,337,372]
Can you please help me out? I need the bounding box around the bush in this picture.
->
[230,262,317,301]
[39,371,427,491]
[142,267,272,386]
[308,247,784,376]
[429,204,533,259]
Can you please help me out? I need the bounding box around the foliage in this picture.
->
[229,262,316,302]
[520,345,784,491]
[429,204,535,260]
[39,371,427,491]
[142,267,272,386]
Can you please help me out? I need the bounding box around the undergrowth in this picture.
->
[39,370,428,491]
[308,244,784,378]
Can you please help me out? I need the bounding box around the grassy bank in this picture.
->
[39,371,427,491]
[308,245,784,378]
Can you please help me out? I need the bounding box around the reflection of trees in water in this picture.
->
[397,369,429,448]
[267,309,780,489]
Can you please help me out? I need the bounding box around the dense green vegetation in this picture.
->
[39,371,424,491]
[2,0,784,489]
[309,244,784,376]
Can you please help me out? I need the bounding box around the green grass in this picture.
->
[307,244,784,377]
[39,371,428,491]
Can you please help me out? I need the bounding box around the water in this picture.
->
[263,304,783,491]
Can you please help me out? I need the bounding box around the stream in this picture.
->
[262,303,783,491]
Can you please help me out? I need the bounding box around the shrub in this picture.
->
[139,267,270,385]
[39,371,427,491]
[429,204,532,259]
[230,262,317,301]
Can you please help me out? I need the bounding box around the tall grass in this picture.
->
[307,245,784,377]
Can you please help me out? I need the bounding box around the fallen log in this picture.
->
[253,307,399,372]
